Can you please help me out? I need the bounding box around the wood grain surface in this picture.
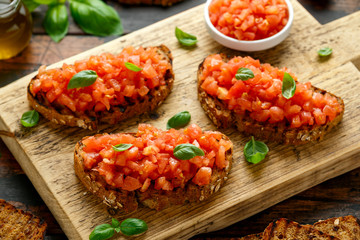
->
[0,0,360,239]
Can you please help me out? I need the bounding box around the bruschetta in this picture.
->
[198,54,344,145]
[28,45,174,130]
[74,123,233,213]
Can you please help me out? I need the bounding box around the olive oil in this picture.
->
[0,0,32,60]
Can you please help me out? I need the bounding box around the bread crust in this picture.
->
[74,132,233,213]
[28,45,174,130]
[198,54,344,145]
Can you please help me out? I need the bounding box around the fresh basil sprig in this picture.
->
[281,72,296,99]
[23,0,123,42]
[318,47,332,57]
[89,218,147,240]
[244,136,269,164]
[167,111,191,130]
[112,143,133,152]
[175,27,198,47]
[89,218,121,240]
[67,70,98,89]
[120,218,148,236]
[43,3,69,42]
[70,0,123,36]
[174,143,204,160]
[125,62,142,72]
[21,110,40,127]
[235,67,254,81]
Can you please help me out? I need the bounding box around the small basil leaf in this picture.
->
[22,0,40,12]
[112,144,133,152]
[175,27,198,47]
[173,143,204,160]
[318,47,332,57]
[244,136,268,164]
[43,3,69,42]
[33,0,56,4]
[69,0,123,36]
[67,70,98,89]
[235,67,254,81]
[114,227,121,233]
[120,218,148,236]
[166,111,191,130]
[281,72,296,99]
[89,224,114,240]
[125,62,142,72]
[111,218,120,228]
[21,110,40,127]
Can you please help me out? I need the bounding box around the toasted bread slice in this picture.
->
[0,199,47,239]
[117,0,182,6]
[28,45,174,130]
[198,54,344,145]
[313,215,360,239]
[238,232,263,240]
[262,218,339,240]
[74,130,233,213]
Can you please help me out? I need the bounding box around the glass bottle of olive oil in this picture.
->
[0,0,32,60]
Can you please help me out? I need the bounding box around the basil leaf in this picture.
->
[89,224,114,240]
[69,0,123,37]
[166,111,191,130]
[22,0,40,12]
[21,110,40,127]
[33,0,56,4]
[174,143,204,160]
[281,72,296,99]
[120,218,148,236]
[235,67,254,81]
[67,70,98,89]
[318,47,332,57]
[175,27,198,47]
[111,218,120,229]
[244,136,268,164]
[125,62,142,72]
[43,3,69,42]
[112,144,133,152]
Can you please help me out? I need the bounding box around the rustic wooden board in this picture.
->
[0,1,360,239]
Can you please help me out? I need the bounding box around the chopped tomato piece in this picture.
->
[192,167,212,186]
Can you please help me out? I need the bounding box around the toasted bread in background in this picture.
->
[238,232,263,240]
[28,45,174,130]
[197,54,344,145]
[74,132,233,214]
[262,218,339,240]
[0,199,47,239]
[313,215,360,239]
[117,0,183,6]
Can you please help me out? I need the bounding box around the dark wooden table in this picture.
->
[0,0,359,239]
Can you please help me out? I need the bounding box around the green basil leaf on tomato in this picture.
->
[174,143,205,160]
[281,72,296,99]
[67,70,98,89]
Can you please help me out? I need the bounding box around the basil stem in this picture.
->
[21,110,40,127]
[281,72,296,99]
[112,143,133,152]
[166,111,191,129]
[120,218,148,236]
[125,62,142,72]
[175,27,198,47]
[244,136,269,164]
[318,47,332,57]
[43,3,69,42]
[67,70,98,89]
[174,143,204,160]
[235,67,254,81]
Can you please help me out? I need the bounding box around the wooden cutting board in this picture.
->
[1,1,360,239]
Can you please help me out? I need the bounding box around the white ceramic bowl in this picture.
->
[204,0,294,52]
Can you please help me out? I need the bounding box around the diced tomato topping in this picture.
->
[209,0,289,41]
[31,46,171,113]
[82,124,232,192]
[200,55,343,128]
